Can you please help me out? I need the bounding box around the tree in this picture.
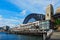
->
[55,19,60,25]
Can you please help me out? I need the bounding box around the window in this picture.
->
[47,14,49,16]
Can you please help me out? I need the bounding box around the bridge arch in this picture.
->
[53,13,60,19]
[23,13,45,24]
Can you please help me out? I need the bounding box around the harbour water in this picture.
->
[0,32,42,40]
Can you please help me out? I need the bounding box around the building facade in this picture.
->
[45,4,54,20]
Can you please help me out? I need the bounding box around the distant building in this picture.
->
[56,7,60,14]
[0,27,3,30]
[3,26,10,31]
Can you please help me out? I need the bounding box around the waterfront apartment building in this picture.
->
[20,20,50,30]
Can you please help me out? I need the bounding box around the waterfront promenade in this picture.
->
[50,31,60,40]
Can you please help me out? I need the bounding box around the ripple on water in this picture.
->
[0,32,42,40]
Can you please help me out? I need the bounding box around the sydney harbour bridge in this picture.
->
[23,13,45,24]
[53,13,60,19]
[23,4,60,24]
[23,13,60,24]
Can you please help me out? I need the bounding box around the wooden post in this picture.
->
[42,30,46,40]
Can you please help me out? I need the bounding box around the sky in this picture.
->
[0,0,60,27]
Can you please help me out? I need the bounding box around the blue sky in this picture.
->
[0,0,60,27]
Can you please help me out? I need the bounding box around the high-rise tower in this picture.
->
[45,4,54,20]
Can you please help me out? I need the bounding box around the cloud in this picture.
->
[7,0,60,14]
[0,9,25,28]
[0,15,2,17]
[0,15,24,28]
[0,9,19,18]
[7,0,45,13]
[0,0,20,12]
[20,9,27,16]
[0,15,2,20]
[0,0,60,28]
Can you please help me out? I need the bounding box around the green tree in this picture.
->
[55,19,60,25]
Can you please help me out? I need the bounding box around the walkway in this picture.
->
[50,31,60,40]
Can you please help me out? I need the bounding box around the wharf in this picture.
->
[50,31,60,40]
[7,29,53,40]
[8,29,52,36]
[8,29,47,36]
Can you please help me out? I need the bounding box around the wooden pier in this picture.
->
[7,29,53,40]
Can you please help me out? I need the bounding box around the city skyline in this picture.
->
[0,0,60,27]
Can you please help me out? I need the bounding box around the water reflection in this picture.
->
[0,32,42,40]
